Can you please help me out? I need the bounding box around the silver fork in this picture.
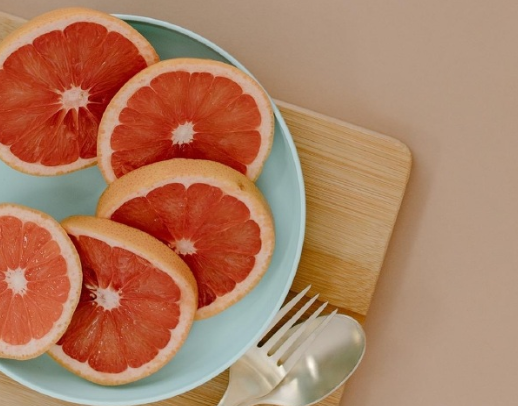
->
[217,286,338,406]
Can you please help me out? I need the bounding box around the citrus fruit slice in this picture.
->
[0,203,82,360]
[96,158,275,320]
[48,216,197,385]
[97,58,274,183]
[0,7,159,175]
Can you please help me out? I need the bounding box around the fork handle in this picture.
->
[216,362,272,406]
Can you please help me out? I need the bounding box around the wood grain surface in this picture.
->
[0,12,411,406]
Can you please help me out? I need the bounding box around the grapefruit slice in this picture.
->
[48,216,197,385]
[0,7,159,175]
[97,58,274,183]
[96,158,275,320]
[0,203,82,360]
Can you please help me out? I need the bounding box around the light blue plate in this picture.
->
[0,15,305,406]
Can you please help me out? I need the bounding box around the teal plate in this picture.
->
[0,15,305,406]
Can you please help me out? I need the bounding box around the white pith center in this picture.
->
[5,268,27,295]
[174,238,197,255]
[172,122,196,145]
[95,286,121,311]
[60,86,89,111]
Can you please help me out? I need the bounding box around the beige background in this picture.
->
[3,1,518,405]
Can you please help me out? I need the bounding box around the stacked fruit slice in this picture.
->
[49,216,198,385]
[96,158,275,320]
[0,7,276,385]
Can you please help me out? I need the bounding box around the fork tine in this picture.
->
[282,309,338,372]
[261,292,320,354]
[260,285,311,342]
[270,300,328,364]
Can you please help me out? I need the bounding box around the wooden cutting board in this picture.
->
[0,12,412,406]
